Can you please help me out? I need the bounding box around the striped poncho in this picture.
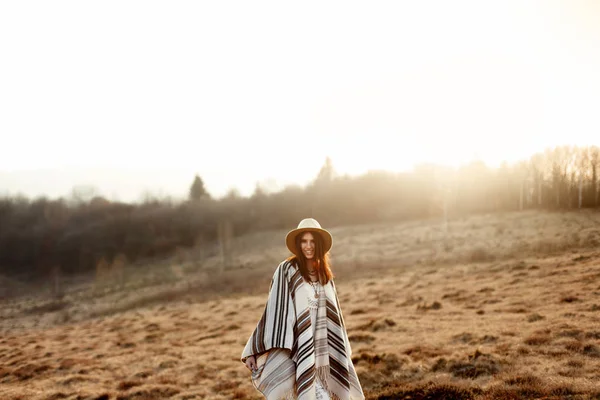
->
[241,260,364,400]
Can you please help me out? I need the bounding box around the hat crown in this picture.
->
[297,218,322,230]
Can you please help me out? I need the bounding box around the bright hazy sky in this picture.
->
[1,1,599,202]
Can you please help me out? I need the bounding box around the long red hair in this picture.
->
[286,230,334,285]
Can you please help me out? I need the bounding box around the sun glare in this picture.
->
[1,1,599,200]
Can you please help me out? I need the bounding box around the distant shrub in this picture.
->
[117,380,143,391]
[446,351,501,379]
[417,301,442,311]
[560,296,579,303]
[504,374,543,386]
[524,333,551,346]
[583,344,600,358]
[468,247,494,263]
[527,313,545,323]
[348,334,375,344]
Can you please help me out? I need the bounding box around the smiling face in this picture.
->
[300,232,315,260]
[289,229,333,284]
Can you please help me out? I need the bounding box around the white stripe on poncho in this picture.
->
[241,260,364,400]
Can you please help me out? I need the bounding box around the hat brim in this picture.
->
[285,227,332,256]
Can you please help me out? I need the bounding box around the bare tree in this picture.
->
[515,161,529,211]
[547,146,572,208]
[576,147,589,209]
[530,153,545,207]
[590,146,600,207]
[566,146,579,208]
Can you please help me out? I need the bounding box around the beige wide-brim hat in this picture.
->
[285,218,333,256]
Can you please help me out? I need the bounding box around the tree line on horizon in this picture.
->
[0,145,599,282]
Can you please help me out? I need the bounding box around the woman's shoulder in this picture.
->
[328,278,337,290]
[275,259,298,276]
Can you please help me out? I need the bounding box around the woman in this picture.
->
[241,218,364,400]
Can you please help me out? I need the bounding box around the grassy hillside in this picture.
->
[1,210,600,399]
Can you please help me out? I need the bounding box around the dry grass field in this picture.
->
[2,210,600,399]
